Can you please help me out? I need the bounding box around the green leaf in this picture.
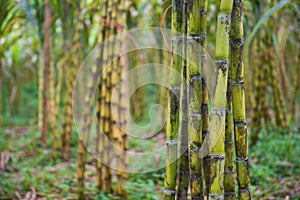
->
[245,0,291,52]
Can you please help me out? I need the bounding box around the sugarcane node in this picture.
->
[199,9,207,15]
[225,139,233,144]
[226,109,233,114]
[190,172,203,179]
[236,158,248,163]
[187,35,201,42]
[231,81,244,87]
[224,191,236,197]
[230,38,243,46]
[238,187,251,194]
[164,187,177,194]
[189,112,202,118]
[215,59,228,72]
[190,74,202,82]
[179,168,190,175]
[202,130,209,136]
[209,194,224,199]
[224,169,234,174]
[210,154,225,160]
[166,140,178,146]
[234,121,247,127]
[190,146,202,152]
[171,37,183,42]
[169,85,181,97]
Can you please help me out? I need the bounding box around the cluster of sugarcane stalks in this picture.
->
[37,0,129,197]
[76,0,129,198]
[247,0,300,145]
[163,0,251,199]
[38,0,82,159]
[251,1,288,144]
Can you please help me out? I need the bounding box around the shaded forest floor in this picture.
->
[0,125,300,199]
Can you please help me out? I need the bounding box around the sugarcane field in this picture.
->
[1,0,300,199]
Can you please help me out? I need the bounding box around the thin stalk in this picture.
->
[61,0,76,160]
[41,0,51,145]
[198,0,209,197]
[209,0,233,199]
[163,0,183,199]
[102,0,114,193]
[230,0,251,199]
[96,0,109,190]
[186,0,204,199]
[224,36,235,200]
[176,1,189,199]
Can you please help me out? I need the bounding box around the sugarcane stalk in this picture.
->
[209,0,233,199]
[113,0,127,196]
[102,0,114,193]
[41,0,51,145]
[0,63,2,126]
[269,45,288,129]
[185,0,205,199]
[96,0,109,190]
[251,38,263,144]
[72,2,91,198]
[198,0,210,197]
[52,59,64,157]
[38,53,44,141]
[119,57,129,196]
[224,34,235,200]
[61,0,76,160]
[176,65,189,199]
[164,0,183,199]
[176,1,189,199]
[230,0,251,199]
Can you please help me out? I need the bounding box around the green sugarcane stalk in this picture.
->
[177,65,189,200]
[176,1,189,199]
[164,0,183,199]
[198,0,210,197]
[186,0,204,199]
[209,0,233,199]
[230,0,251,199]
[224,44,235,200]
